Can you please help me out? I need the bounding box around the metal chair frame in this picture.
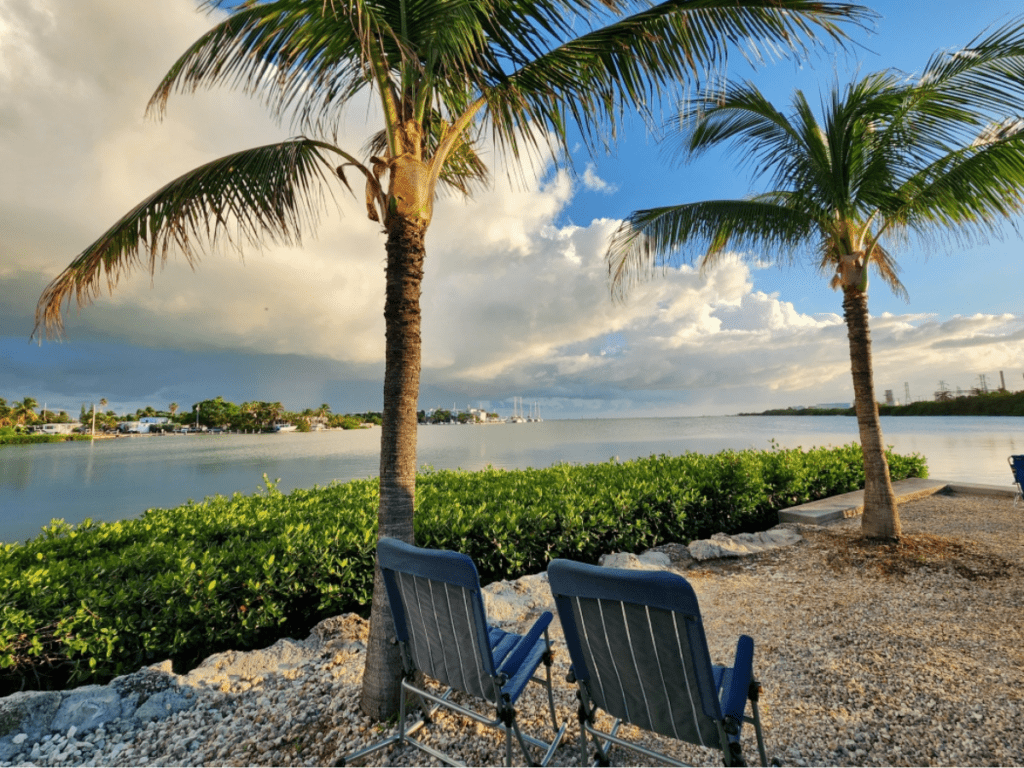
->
[1010,455,1024,507]
[339,538,566,767]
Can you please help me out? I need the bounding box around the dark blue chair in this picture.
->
[340,538,566,766]
[1010,455,1024,506]
[548,559,768,767]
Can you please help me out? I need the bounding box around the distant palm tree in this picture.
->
[169,402,179,418]
[269,402,284,425]
[14,397,38,425]
[32,0,870,718]
[609,17,1024,540]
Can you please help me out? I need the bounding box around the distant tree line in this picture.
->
[744,389,1024,418]
[417,408,499,425]
[0,395,382,434]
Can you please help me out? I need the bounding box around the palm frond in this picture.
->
[868,243,908,300]
[669,80,805,175]
[893,14,1024,156]
[149,1,402,134]
[896,135,1024,244]
[35,138,342,338]
[607,197,818,299]
[484,0,872,159]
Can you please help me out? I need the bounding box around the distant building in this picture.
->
[139,417,169,425]
[33,423,81,435]
[815,403,852,410]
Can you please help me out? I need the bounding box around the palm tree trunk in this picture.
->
[842,286,901,540]
[359,216,426,719]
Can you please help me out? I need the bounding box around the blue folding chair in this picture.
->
[1010,455,1024,507]
[340,538,566,767]
[548,559,768,767]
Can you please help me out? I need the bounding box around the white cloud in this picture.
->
[581,163,617,193]
[4,0,1024,418]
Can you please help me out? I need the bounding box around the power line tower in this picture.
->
[904,382,911,405]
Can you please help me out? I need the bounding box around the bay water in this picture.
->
[2,415,1022,545]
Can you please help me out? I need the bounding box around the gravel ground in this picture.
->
[4,490,1022,767]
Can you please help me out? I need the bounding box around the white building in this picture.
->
[34,423,81,435]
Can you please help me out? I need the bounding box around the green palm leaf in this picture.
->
[609,198,817,297]
[898,134,1024,240]
[487,0,871,157]
[35,139,341,336]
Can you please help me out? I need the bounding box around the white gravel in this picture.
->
[2,491,1021,767]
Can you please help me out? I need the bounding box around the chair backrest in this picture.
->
[548,558,726,749]
[1010,455,1024,485]
[377,537,500,703]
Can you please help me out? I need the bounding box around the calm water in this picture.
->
[2,415,1022,544]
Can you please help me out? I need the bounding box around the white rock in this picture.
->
[688,528,802,560]
[482,572,554,624]
[12,733,28,745]
[599,551,671,570]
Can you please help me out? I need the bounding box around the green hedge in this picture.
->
[1,443,926,693]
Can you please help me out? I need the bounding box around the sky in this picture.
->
[2,0,1023,420]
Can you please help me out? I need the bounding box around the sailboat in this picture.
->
[508,397,526,423]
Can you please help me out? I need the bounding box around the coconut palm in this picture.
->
[609,17,1024,540]
[32,0,870,716]
[14,397,39,426]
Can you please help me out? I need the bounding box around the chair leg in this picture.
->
[749,691,769,767]
[512,718,540,767]
[577,725,589,767]
[397,680,408,746]
[543,648,559,732]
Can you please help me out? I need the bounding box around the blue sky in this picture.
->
[2,0,1023,419]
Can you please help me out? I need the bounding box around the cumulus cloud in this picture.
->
[581,163,618,194]
[3,0,1024,417]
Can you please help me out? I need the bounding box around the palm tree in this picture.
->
[31,0,870,717]
[169,402,179,418]
[14,397,39,426]
[609,17,1024,540]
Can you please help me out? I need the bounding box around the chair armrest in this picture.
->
[496,610,553,679]
[722,634,755,725]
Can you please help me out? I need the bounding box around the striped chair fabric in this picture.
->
[548,558,768,767]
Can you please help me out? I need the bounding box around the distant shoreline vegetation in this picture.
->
[740,389,1024,417]
[0,394,384,440]
[0,432,93,446]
